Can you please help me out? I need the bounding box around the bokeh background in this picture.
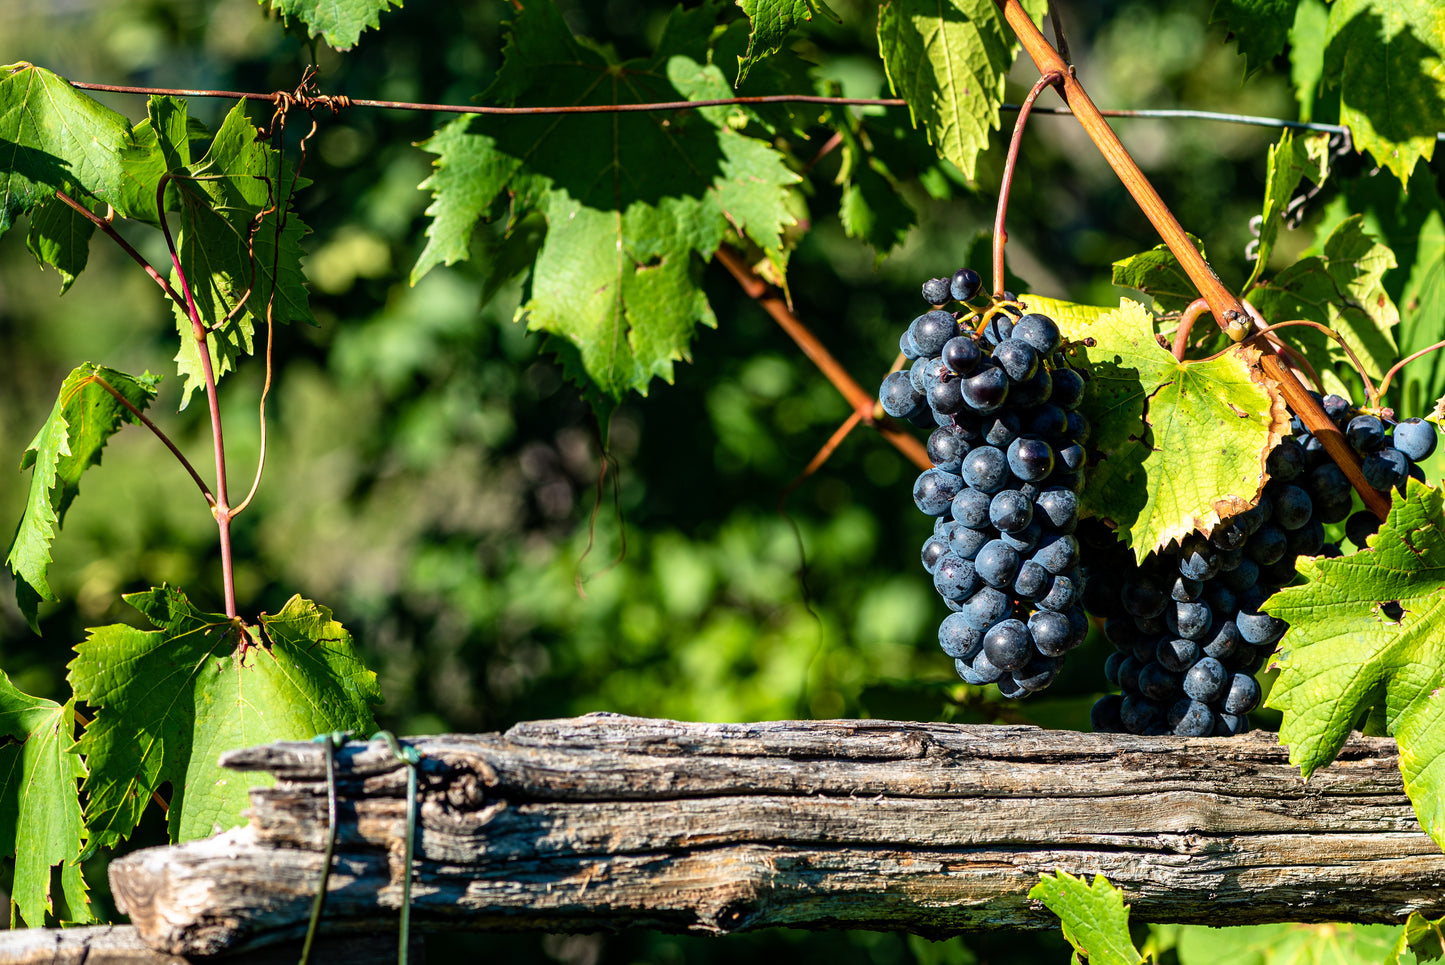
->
[1,0,1439,960]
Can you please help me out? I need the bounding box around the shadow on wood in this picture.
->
[99,715,1445,957]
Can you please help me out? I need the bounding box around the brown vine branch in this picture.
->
[713,246,930,471]
[994,0,1390,522]
[53,191,186,311]
[994,70,1064,296]
[779,410,866,508]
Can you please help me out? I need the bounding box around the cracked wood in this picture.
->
[107,715,1445,957]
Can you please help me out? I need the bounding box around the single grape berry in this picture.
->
[942,336,981,377]
[992,338,1039,383]
[1363,448,1409,491]
[927,377,966,415]
[909,310,957,357]
[1346,414,1386,454]
[1322,393,1352,427]
[1345,510,1379,549]
[921,535,948,574]
[1049,367,1085,410]
[989,489,1034,534]
[975,539,1023,589]
[913,468,964,516]
[1012,313,1062,356]
[878,370,923,419]
[927,425,970,473]
[952,487,992,529]
[950,267,982,302]
[983,619,1032,671]
[1392,418,1438,462]
[961,366,1010,413]
[922,277,952,305]
[960,446,1011,494]
[939,612,983,660]
[1006,436,1055,482]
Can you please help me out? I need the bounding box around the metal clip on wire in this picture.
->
[372,731,422,965]
[299,731,351,965]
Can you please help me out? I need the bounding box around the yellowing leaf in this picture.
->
[1064,299,1286,558]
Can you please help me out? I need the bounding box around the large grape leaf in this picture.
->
[1174,922,1406,965]
[69,586,382,847]
[1030,872,1143,965]
[0,62,131,239]
[1020,294,1115,332]
[877,0,1045,182]
[257,0,399,49]
[1324,0,1445,185]
[735,0,839,85]
[151,99,313,406]
[1210,0,1301,73]
[1062,299,1287,559]
[1245,130,1331,290]
[1265,481,1445,848]
[0,672,91,926]
[1249,214,1399,399]
[6,364,160,632]
[413,0,797,406]
[1111,235,1210,313]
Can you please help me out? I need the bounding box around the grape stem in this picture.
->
[994,71,1064,297]
[52,190,187,311]
[993,0,1391,522]
[713,245,930,471]
[1170,297,1212,361]
[1378,339,1445,404]
[156,173,239,620]
[1239,317,1379,409]
[779,410,865,508]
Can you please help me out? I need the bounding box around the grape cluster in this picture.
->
[1087,393,1439,736]
[879,267,1091,697]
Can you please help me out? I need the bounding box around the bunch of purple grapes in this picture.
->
[878,267,1091,698]
[1087,392,1437,736]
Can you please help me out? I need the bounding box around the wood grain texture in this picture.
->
[0,924,423,964]
[107,715,1445,957]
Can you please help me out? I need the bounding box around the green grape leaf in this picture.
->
[838,146,914,256]
[1324,0,1445,184]
[69,586,383,848]
[24,194,94,293]
[0,62,131,240]
[0,672,91,926]
[1111,235,1209,313]
[877,0,1039,181]
[1249,214,1399,398]
[1029,871,1143,965]
[1063,299,1287,558]
[1392,912,1445,964]
[1245,129,1331,290]
[1289,0,1330,122]
[1176,922,1404,965]
[6,364,160,632]
[257,0,400,49]
[735,0,839,85]
[413,0,798,406]
[1265,480,1445,848]
[161,100,313,406]
[1210,0,1301,73]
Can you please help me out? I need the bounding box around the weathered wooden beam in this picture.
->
[108,715,1445,958]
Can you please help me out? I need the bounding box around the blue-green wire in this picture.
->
[299,731,348,965]
[371,731,421,965]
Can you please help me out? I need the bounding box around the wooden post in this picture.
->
[94,715,1445,958]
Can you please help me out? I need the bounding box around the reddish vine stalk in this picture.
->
[156,174,238,619]
[994,71,1064,296]
[993,0,1390,522]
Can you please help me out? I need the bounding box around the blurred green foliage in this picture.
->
[0,0,1440,958]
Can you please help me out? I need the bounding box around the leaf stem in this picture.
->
[53,191,187,311]
[1170,297,1212,361]
[993,0,1390,522]
[993,70,1063,296]
[1377,340,1445,404]
[85,375,215,506]
[713,245,930,471]
[156,174,238,618]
